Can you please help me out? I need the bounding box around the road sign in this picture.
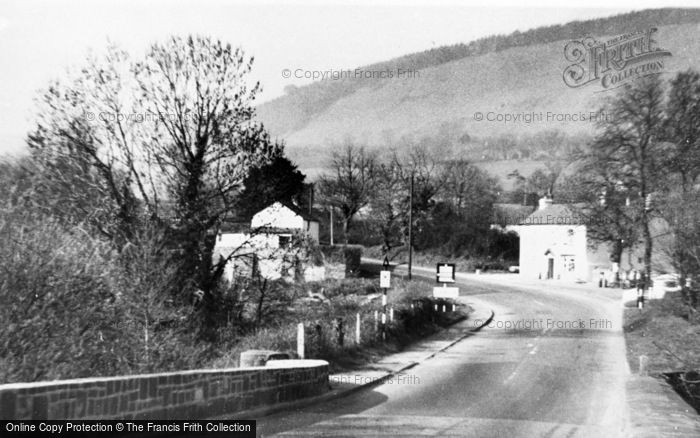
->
[433,287,459,298]
[380,270,391,288]
[436,263,456,283]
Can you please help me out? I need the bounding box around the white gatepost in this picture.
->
[297,322,305,359]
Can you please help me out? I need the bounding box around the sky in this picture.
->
[0,0,694,157]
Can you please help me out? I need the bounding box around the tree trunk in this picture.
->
[642,211,653,285]
[256,278,267,328]
[343,218,350,245]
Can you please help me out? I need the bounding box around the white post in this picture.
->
[389,307,394,322]
[355,312,361,344]
[297,323,305,359]
[639,355,648,376]
[374,310,378,331]
[442,305,446,313]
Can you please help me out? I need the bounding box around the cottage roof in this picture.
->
[519,203,586,226]
[493,203,536,226]
[267,201,321,223]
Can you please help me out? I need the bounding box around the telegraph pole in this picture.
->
[408,173,414,281]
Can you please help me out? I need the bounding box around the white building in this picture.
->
[214,202,320,281]
[514,196,677,286]
[251,202,319,244]
[515,196,592,282]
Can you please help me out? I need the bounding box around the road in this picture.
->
[257,265,629,437]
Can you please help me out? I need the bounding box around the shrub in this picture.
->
[0,210,209,383]
[320,245,345,264]
[319,244,363,277]
[0,214,122,382]
[343,245,363,276]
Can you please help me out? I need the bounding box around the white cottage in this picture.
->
[516,196,591,282]
[514,196,677,286]
[215,201,320,281]
[251,201,319,244]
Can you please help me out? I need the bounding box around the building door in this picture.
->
[547,258,554,279]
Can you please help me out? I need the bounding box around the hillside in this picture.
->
[256,8,700,185]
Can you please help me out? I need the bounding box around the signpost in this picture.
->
[380,271,391,288]
[380,257,391,341]
[436,263,456,283]
[434,262,459,298]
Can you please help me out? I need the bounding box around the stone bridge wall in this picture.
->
[0,360,328,420]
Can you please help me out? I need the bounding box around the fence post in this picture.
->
[389,307,394,322]
[336,318,344,346]
[374,310,379,333]
[297,323,305,359]
[355,312,361,345]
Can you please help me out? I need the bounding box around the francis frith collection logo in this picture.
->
[563,28,672,90]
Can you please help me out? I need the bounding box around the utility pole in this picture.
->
[330,207,334,246]
[408,173,414,280]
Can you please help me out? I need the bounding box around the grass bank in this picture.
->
[215,274,468,373]
[623,293,700,413]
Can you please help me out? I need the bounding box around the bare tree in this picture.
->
[369,160,403,254]
[318,142,378,244]
[442,159,498,216]
[573,150,640,279]
[664,70,700,193]
[28,37,280,305]
[390,141,448,246]
[661,70,700,312]
[588,75,667,281]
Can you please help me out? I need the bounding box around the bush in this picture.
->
[320,245,344,264]
[319,244,363,277]
[0,214,122,382]
[0,210,209,383]
[318,278,379,298]
[343,245,363,276]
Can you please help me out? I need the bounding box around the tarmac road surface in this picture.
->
[257,268,628,437]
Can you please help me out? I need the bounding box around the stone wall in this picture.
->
[0,360,328,420]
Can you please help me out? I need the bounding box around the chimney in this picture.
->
[538,196,553,211]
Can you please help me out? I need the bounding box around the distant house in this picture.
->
[513,196,674,284]
[513,196,592,281]
[214,201,320,281]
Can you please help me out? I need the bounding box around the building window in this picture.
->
[563,256,576,272]
[278,235,292,247]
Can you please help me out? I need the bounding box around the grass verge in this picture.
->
[623,292,700,412]
[214,268,469,374]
